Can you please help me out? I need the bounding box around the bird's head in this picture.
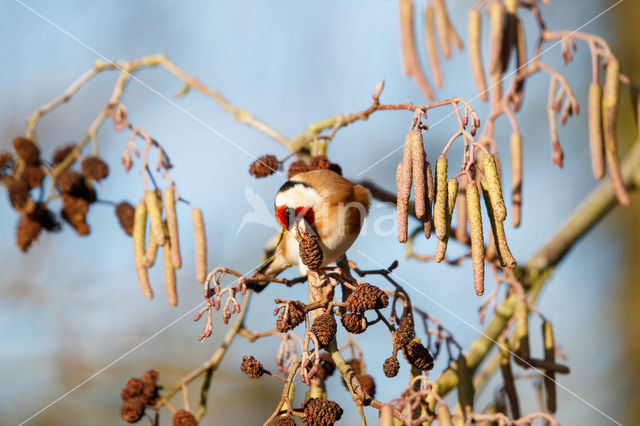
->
[274,179,320,230]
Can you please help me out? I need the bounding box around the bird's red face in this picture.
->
[275,205,315,229]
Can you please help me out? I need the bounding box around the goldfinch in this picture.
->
[257,169,371,286]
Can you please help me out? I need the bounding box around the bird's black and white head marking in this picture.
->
[274,180,321,229]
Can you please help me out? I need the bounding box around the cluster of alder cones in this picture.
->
[0,137,117,251]
[249,154,342,179]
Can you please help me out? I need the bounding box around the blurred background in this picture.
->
[1,1,639,424]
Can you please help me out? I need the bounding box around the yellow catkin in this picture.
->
[481,184,516,268]
[454,176,469,243]
[423,158,434,239]
[436,403,453,426]
[542,321,557,413]
[433,0,451,59]
[399,0,435,100]
[514,299,530,360]
[456,354,474,416]
[192,207,207,284]
[435,178,458,263]
[510,132,523,228]
[145,190,165,246]
[133,199,153,299]
[434,156,448,240]
[410,131,426,220]
[468,10,488,101]
[467,181,485,296]
[602,58,630,206]
[144,231,159,268]
[163,187,182,269]
[504,0,517,14]
[498,335,521,418]
[488,2,505,75]
[425,6,444,88]
[482,154,507,222]
[397,162,410,243]
[589,83,605,179]
[163,222,177,306]
[512,18,527,111]
[379,404,394,426]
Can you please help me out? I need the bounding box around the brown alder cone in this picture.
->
[310,155,331,170]
[276,301,306,332]
[16,213,42,252]
[274,416,296,426]
[344,283,389,313]
[249,154,278,178]
[116,202,135,236]
[120,378,144,400]
[52,145,75,166]
[172,409,197,426]
[311,313,337,348]
[240,355,264,379]
[317,352,336,380]
[358,373,376,398]
[7,179,32,212]
[403,340,434,371]
[383,357,400,378]
[340,312,367,334]
[299,232,323,270]
[288,159,310,178]
[81,156,109,180]
[302,398,343,426]
[61,194,90,236]
[120,398,145,423]
[24,164,44,189]
[394,310,416,348]
[13,137,40,165]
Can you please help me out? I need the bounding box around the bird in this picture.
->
[254,168,371,290]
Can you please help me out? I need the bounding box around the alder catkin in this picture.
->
[144,231,159,268]
[467,181,485,296]
[514,299,530,361]
[163,187,182,269]
[468,10,488,101]
[399,0,435,100]
[435,178,458,263]
[510,132,523,228]
[145,190,165,246]
[434,156,448,240]
[498,335,521,419]
[513,18,527,111]
[436,403,453,426]
[163,222,177,307]
[602,58,630,206]
[133,200,153,299]
[192,207,207,284]
[433,0,451,59]
[542,321,557,413]
[488,2,505,75]
[482,154,507,222]
[424,6,443,88]
[396,162,410,243]
[482,184,516,268]
[588,83,606,179]
[409,131,426,220]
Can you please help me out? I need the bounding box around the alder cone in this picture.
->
[299,233,323,270]
[82,156,109,180]
[172,409,197,426]
[288,160,310,178]
[311,313,337,348]
[13,137,40,165]
[249,154,278,178]
[61,194,90,235]
[403,340,434,371]
[120,397,145,423]
[120,378,144,400]
[310,155,331,170]
[340,313,367,334]
[358,373,376,398]
[317,352,336,380]
[7,179,30,211]
[16,214,42,252]
[302,398,343,426]
[240,355,264,379]
[24,164,45,189]
[383,357,400,378]
[394,311,416,348]
[52,145,75,165]
[274,416,296,426]
[276,301,306,332]
[344,283,389,313]
[116,202,136,236]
